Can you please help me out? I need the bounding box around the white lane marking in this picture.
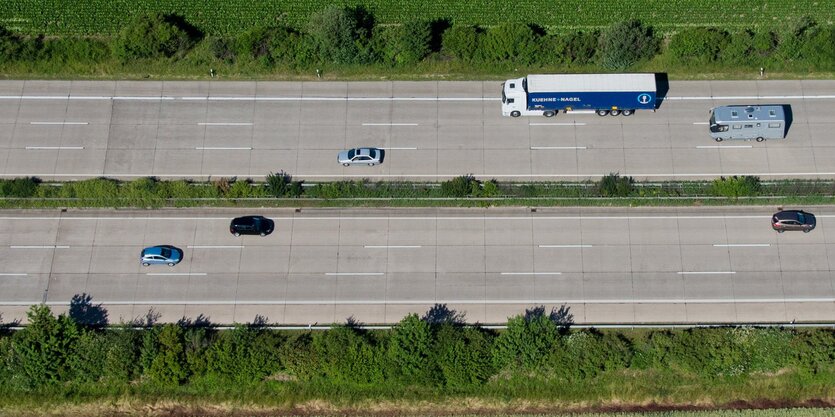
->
[187,245,244,249]
[0,215,812,221]
[146,273,206,276]
[696,145,753,149]
[670,95,835,100]
[362,123,419,126]
[529,122,587,126]
[9,245,69,249]
[501,272,562,275]
[713,244,771,247]
[194,147,252,150]
[2,94,835,101]
[30,122,89,125]
[0,273,27,276]
[530,146,587,150]
[677,271,736,275]
[8,172,835,178]
[24,146,84,150]
[8,296,833,306]
[379,147,418,150]
[692,122,709,125]
[325,272,385,276]
[539,245,592,248]
[364,245,421,249]
[197,122,253,126]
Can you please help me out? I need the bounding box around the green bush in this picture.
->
[668,27,730,63]
[384,20,432,65]
[479,24,538,64]
[147,324,188,385]
[597,20,658,70]
[6,305,79,387]
[433,324,495,388]
[206,326,282,383]
[112,13,201,62]
[312,325,384,384]
[711,175,761,198]
[0,177,40,197]
[492,310,560,371]
[441,24,480,61]
[387,314,436,384]
[307,5,372,64]
[562,30,599,64]
[597,173,634,197]
[59,178,120,203]
[440,175,478,198]
[265,171,303,198]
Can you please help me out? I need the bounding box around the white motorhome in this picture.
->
[709,105,787,142]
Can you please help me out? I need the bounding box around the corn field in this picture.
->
[0,0,833,36]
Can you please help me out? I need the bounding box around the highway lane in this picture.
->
[1,79,835,180]
[1,206,834,325]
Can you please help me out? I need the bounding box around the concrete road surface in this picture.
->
[1,206,834,325]
[1,79,835,181]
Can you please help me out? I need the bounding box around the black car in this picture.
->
[772,210,816,233]
[230,215,274,236]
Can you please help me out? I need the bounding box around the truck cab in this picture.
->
[502,78,540,117]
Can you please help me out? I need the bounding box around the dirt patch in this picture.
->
[3,397,835,417]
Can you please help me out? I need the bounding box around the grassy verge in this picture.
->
[1,175,834,209]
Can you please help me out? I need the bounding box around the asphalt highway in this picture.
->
[1,79,835,181]
[1,206,833,325]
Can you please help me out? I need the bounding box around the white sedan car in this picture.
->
[338,147,382,166]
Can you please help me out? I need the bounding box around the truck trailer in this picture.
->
[501,73,657,117]
[709,105,787,142]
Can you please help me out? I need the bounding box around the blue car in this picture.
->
[140,245,183,266]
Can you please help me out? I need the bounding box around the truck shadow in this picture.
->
[654,73,670,109]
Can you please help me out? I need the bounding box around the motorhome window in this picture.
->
[769,110,776,116]
[501,89,506,103]
[509,83,515,89]
[744,124,753,128]
[768,123,781,128]
[507,98,514,104]
[733,125,742,129]
[731,111,738,117]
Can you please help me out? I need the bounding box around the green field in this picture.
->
[1,0,833,36]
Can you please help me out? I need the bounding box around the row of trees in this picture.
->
[1,7,834,72]
[1,302,834,391]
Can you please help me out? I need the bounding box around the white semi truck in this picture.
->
[501,73,658,117]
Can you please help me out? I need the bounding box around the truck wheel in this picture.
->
[714,137,723,142]
[510,111,521,117]
[622,109,634,116]
[610,109,621,116]
[543,111,556,118]
[596,109,609,116]
[756,137,765,142]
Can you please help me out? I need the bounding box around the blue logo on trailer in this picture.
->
[637,93,651,104]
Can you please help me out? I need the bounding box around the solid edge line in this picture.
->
[539,245,592,248]
[9,245,70,249]
[677,271,736,275]
[325,272,385,276]
[186,245,244,249]
[0,273,28,276]
[713,244,771,247]
[4,297,834,306]
[500,272,562,275]
[146,273,207,276]
[363,245,422,248]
